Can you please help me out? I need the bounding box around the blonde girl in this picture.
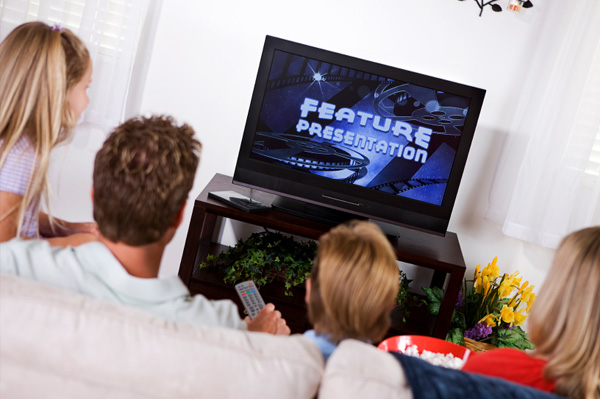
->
[0,21,96,243]
[463,226,600,399]
[527,226,600,399]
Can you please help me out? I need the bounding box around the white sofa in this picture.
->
[0,273,413,399]
[0,274,325,398]
[2,273,561,399]
[321,340,412,398]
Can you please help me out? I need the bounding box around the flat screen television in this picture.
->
[233,36,486,236]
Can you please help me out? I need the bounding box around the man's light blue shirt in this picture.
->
[0,239,247,330]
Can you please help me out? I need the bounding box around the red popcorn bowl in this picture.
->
[377,335,473,361]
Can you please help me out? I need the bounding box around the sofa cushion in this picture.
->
[0,274,323,399]
[319,339,413,399]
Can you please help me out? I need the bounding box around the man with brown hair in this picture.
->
[0,115,289,335]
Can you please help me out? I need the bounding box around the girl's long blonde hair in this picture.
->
[0,22,90,236]
[528,226,600,399]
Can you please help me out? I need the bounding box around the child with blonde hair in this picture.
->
[304,220,400,361]
[463,226,600,399]
[0,21,96,244]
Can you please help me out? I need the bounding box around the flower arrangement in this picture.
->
[423,257,536,350]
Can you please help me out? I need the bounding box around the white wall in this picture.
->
[49,0,557,292]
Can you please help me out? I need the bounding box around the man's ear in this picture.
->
[305,277,311,305]
[91,188,94,203]
[171,201,187,228]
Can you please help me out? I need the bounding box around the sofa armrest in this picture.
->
[0,274,323,399]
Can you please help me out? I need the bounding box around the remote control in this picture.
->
[208,190,271,213]
[235,280,265,319]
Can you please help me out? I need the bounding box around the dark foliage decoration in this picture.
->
[198,230,416,318]
[460,0,534,17]
[199,231,317,296]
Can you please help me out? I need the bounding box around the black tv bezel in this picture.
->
[233,35,486,236]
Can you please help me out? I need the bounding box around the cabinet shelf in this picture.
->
[179,173,465,338]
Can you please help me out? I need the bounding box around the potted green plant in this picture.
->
[198,231,414,314]
[198,231,316,295]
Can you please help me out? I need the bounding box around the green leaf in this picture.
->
[422,287,443,316]
[491,326,535,350]
[451,309,466,330]
[197,231,317,296]
[200,231,412,299]
[446,328,464,345]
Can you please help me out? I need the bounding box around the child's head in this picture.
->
[93,115,201,246]
[0,22,91,237]
[528,226,600,399]
[306,220,400,344]
[0,21,91,145]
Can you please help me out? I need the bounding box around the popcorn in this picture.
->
[403,344,466,369]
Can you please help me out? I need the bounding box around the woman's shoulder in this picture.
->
[462,347,555,392]
[463,347,537,369]
[476,347,531,358]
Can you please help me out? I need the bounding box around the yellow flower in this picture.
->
[526,292,536,312]
[521,285,535,303]
[477,258,507,277]
[514,309,527,326]
[499,276,515,297]
[513,276,523,288]
[517,281,529,295]
[488,256,500,279]
[500,305,515,325]
[479,313,497,327]
[481,264,493,279]
[474,264,481,279]
[475,274,487,294]
[492,266,500,279]
[483,278,492,296]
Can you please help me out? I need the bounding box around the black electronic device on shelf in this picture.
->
[233,35,485,236]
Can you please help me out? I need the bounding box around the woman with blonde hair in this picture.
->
[463,226,600,399]
[304,220,400,362]
[0,21,96,244]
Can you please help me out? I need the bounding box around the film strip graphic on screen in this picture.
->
[251,50,471,206]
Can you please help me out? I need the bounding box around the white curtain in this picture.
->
[486,0,600,248]
[0,0,157,131]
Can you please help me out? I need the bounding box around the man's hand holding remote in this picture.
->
[245,303,290,335]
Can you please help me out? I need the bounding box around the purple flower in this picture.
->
[501,323,514,330]
[464,322,492,341]
[455,288,464,308]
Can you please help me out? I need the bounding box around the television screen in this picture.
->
[234,36,485,236]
